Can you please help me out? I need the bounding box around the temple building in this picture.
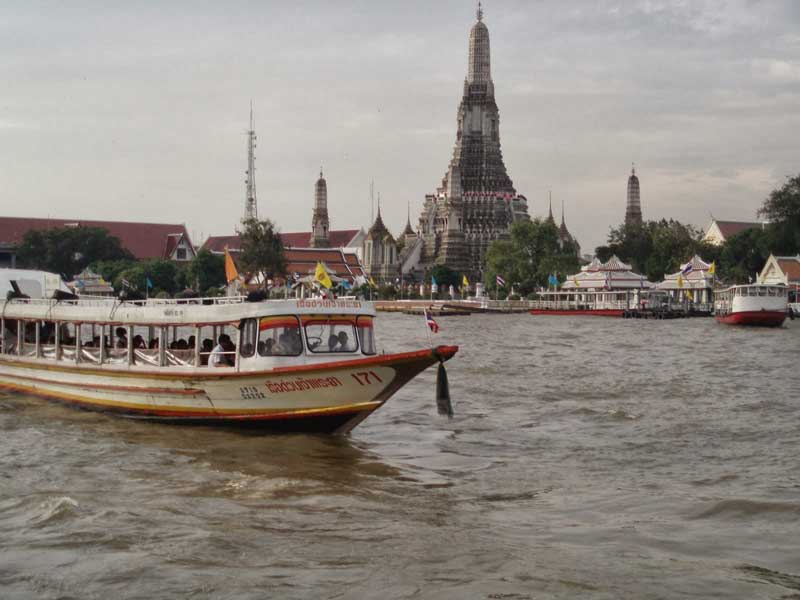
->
[362,205,398,284]
[625,165,643,227]
[410,5,529,280]
[546,194,580,256]
[310,169,330,248]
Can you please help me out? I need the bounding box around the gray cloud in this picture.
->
[1,0,798,253]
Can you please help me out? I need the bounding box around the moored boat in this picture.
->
[0,292,457,434]
[713,283,788,327]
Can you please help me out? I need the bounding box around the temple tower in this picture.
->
[625,164,643,227]
[310,168,330,247]
[416,4,529,280]
[244,104,258,221]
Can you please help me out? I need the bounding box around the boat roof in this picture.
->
[0,296,376,326]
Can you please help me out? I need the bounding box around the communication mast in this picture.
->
[244,102,258,221]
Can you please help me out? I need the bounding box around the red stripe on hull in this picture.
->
[529,309,623,317]
[715,311,786,327]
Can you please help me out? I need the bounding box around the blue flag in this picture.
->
[549,274,558,286]
[431,276,438,287]
[146,277,154,289]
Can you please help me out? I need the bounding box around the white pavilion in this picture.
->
[655,255,715,306]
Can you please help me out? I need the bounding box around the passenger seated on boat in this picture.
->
[210,334,235,367]
[187,335,196,349]
[176,339,188,350]
[133,335,146,349]
[336,331,351,351]
[115,327,128,348]
[200,338,214,365]
[149,338,159,349]
[2,322,17,354]
[328,334,339,351]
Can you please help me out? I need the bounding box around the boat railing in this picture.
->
[1,295,250,309]
[530,299,631,311]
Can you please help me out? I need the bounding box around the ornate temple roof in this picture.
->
[366,207,394,243]
[582,255,631,272]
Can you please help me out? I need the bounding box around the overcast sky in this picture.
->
[2,0,799,252]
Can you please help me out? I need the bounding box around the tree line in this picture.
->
[483,172,800,293]
[15,217,287,298]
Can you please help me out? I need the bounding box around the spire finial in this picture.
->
[631,161,635,175]
[561,198,565,226]
[548,190,553,218]
[320,165,323,179]
[477,1,483,21]
[377,193,382,219]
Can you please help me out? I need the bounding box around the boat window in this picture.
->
[758,287,767,296]
[2,319,18,355]
[258,316,302,357]
[59,323,77,361]
[767,287,776,296]
[357,316,376,355]
[240,319,257,358]
[303,315,358,354]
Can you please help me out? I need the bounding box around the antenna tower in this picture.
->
[244,102,258,220]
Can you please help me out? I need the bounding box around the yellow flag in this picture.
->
[462,274,469,287]
[224,247,239,283]
[709,261,716,275]
[315,262,332,289]
[573,276,580,287]
[687,290,694,300]
[369,276,377,288]
[677,274,684,288]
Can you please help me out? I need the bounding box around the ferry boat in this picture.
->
[713,283,788,327]
[0,293,457,434]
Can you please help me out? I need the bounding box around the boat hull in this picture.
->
[715,311,786,327]
[0,345,458,434]
[529,309,623,317]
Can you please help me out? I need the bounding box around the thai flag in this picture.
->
[424,309,439,334]
[681,263,694,276]
[496,274,506,287]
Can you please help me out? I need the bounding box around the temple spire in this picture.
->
[625,163,643,227]
[477,1,483,21]
[310,168,330,247]
[561,198,565,226]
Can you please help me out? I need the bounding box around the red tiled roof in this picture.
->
[715,220,761,239]
[777,258,800,283]
[203,229,361,254]
[0,216,193,260]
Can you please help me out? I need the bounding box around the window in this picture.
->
[176,247,187,260]
[304,315,358,353]
[240,319,257,358]
[357,316,376,355]
[257,316,302,357]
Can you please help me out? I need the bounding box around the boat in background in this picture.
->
[713,283,788,327]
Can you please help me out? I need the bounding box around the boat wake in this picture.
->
[691,498,800,520]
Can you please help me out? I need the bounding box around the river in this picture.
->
[1,313,798,599]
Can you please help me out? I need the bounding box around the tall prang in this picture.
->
[625,164,643,227]
[310,168,330,247]
[415,4,529,280]
[244,104,258,221]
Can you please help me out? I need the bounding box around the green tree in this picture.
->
[114,259,186,296]
[90,258,139,284]
[187,249,226,294]
[598,219,708,281]
[484,219,579,294]
[16,227,133,279]
[238,218,287,289]
[719,228,771,284]
[428,265,460,288]
[758,173,800,254]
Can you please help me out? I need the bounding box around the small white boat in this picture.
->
[713,283,788,327]
[0,281,457,434]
